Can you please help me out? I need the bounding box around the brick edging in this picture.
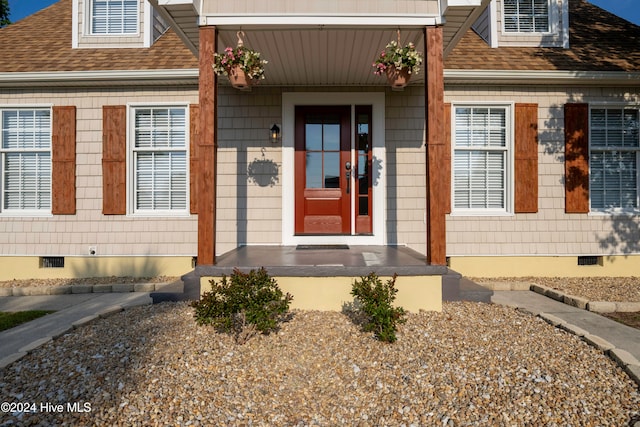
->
[532,310,640,388]
[0,282,175,297]
[529,283,640,313]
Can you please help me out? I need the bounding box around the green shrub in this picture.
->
[191,267,293,343]
[350,272,406,343]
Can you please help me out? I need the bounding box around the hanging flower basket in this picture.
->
[385,65,411,89]
[213,32,267,90]
[228,65,252,90]
[372,36,423,89]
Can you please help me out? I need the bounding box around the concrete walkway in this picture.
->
[492,290,640,386]
[0,293,152,368]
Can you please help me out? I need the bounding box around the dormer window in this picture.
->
[91,0,138,35]
[503,0,550,33]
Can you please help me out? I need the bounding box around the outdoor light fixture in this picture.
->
[270,124,280,144]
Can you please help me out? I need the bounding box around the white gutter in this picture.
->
[0,69,199,87]
[445,69,640,86]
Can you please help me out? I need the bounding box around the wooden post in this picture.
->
[197,26,218,265]
[424,26,446,265]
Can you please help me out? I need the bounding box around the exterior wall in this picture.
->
[202,0,439,16]
[385,86,427,254]
[216,87,283,255]
[0,86,198,262]
[445,84,640,260]
[215,85,427,256]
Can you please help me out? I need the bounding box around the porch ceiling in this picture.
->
[217,28,426,87]
[152,0,488,86]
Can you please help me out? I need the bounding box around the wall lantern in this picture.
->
[270,124,281,144]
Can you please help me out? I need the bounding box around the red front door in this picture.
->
[295,106,351,234]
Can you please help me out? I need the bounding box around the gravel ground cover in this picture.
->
[473,277,640,303]
[1,302,638,426]
[0,277,179,289]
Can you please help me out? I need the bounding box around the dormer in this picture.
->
[472,0,569,48]
[72,0,169,48]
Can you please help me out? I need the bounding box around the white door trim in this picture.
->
[282,92,386,246]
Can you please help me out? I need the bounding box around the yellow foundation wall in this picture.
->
[449,255,640,278]
[0,256,194,281]
[200,275,442,312]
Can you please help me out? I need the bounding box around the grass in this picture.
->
[0,310,55,332]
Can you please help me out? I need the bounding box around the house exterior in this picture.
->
[0,0,639,294]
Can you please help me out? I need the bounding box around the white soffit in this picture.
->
[444,69,640,86]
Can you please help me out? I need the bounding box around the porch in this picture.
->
[153,246,492,311]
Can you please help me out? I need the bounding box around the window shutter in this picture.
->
[564,103,590,213]
[444,103,451,214]
[51,106,77,215]
[102,105,127,215]
[190,104,199,214]
[514,103,538,213]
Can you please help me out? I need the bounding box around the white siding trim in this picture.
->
[204,15,441,27]
[72,0,79,48]
[281,92,386,246]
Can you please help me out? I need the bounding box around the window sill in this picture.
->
[0,211,53,218]
[129,211,193,218]
[449,210,514,217]
[588,209,640,217]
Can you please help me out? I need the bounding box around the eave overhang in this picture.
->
[0,69,199,88]
[444,69,640,86]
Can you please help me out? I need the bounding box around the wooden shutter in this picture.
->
[51,106,76,215]
[444,103,451,214]
[190,104,199,214]
[514,103,538,213]
[564,103,590,213]
[102,105,127,215]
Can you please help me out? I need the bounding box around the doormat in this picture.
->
[296,244,350,250]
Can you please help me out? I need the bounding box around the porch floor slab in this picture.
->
[153,246,493,304]
[205,245,448,277]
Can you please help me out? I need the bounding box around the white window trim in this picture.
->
[588,104,640,215]
[88,0,140,36]
[501,0,554,35]
[450,102,514,217]
[0,106,53,217]
[74,0,151,48]
[281,92,386,246]
[126,103,191,217]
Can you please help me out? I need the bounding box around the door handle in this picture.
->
[345,162,351,194]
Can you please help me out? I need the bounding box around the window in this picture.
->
[453,106,511,213]
[590,107,640,210]
[91,0,138,35]
[1,109,51,213]
[503,0,550,33]
[131,106,188,214]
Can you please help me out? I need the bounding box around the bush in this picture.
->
[191,268,293,343]
[350,272,406,343]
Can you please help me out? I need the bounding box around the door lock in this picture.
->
[345,162,351,194]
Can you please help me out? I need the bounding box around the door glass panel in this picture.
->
[305,152,322,188]
[305,123,322,151]
[323,151,340,188]
[323,116,340,151]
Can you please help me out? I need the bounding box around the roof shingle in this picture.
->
[0,0,198,73]
[445,0,640,72]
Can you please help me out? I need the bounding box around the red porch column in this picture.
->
[197,26,218,265]
[424,25,447,265]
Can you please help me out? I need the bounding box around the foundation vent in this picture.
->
[577,256,601,266]
[40,256,65,268]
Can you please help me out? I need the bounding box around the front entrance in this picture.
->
[294,105,373,235]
